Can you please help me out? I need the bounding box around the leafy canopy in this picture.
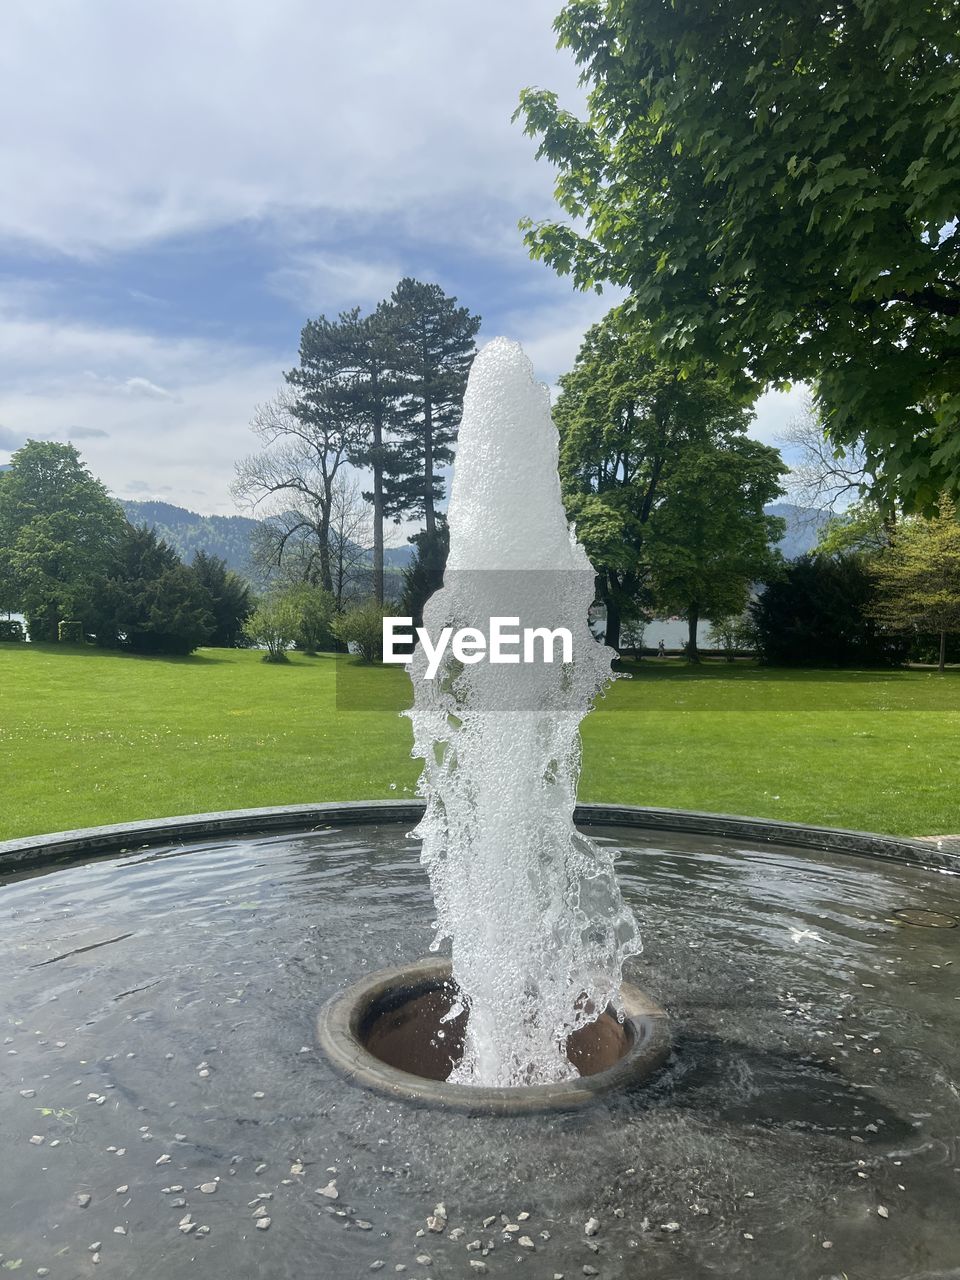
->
[0,440,126,639]
[554,305,781,647]
[871,497,960,667]
[517,0,960,511]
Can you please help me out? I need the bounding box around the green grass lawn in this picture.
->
[1,642,958,841]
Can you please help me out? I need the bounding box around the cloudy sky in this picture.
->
[0,1,803,514]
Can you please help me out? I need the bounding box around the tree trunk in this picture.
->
[423,396,435,536]
[939,628,947,673]
[371,381,385,605]
[603,587,621,651]
[687,606,700,663]
[318,491,333,595]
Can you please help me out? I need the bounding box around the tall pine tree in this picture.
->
[339,305,397,604]
[383,279,480,536]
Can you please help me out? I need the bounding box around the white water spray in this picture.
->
[406,338,641,1087]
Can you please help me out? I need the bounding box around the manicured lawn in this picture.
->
[1,643,958,840]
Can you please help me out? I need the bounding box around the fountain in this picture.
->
[318,338,669,1106]
[1,341,959,1276]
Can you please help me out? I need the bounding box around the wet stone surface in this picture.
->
[0,822,958,1278]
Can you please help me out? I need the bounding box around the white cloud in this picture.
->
[0,0,582,257]
[0,301,283,513]
[79,373,177,401]
[496,287,626,388]
[267,251,406,313]
[749,384,811,445]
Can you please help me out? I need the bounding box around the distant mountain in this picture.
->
[116,497,825,583]
[766,502,831,559]
[120,499,418,580]
[384,544,416,568]
[121,500,261,576]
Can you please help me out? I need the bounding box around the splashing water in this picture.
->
[405,338,641,1087]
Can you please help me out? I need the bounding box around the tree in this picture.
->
[400,518,449,631]
[871,498,960,672]
[553,307,757,648]
[780,400,878,515]
[243,594,300,663]
[331,599,390,662]
[383,278,480,536]
[339,305,398,604]
[93,524,214,655]
[190,550,252,648]
[750,553,907,667]
[328,472,375,609]
[817,499,893,558]
[0,440,126,640]
[707,613,756,662]
[283,582,336,654]
[517,1,960,512]
[647,438,786,660]
[234,331,356,595]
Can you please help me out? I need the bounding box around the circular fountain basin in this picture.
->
[316,957,670,1113]
[1,802,959,1280]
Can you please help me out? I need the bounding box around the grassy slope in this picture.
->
[1,644,958,840]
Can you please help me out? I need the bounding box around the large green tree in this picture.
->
[93,525,214,656]
[554,307,759,648]
[517,0,960,512]
[0,440,125,640]
[872,498,960,671]
[647,438,785,660]
[751,552,908,666]
[339,304,397,604]
[190,550,252,648]
[384,278,480,536]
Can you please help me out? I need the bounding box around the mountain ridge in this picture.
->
[119,498,830,579]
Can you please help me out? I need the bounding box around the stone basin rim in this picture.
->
[316,957,671,1114]
[2,800,955,874]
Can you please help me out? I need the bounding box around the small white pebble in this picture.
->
[878,1205,889,1219]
